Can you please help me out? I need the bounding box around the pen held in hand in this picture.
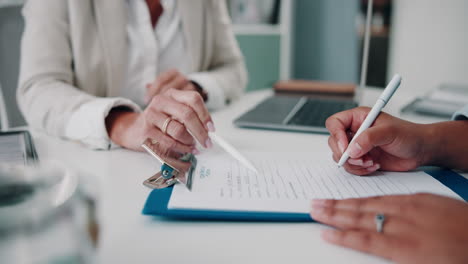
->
[209,132,259,174]
[337,74,402,167]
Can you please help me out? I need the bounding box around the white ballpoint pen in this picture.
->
[209,132,259,174]
[337,74,402,167]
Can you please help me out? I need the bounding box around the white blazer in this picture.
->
[18,0,247,148]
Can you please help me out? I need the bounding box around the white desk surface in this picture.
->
[33,87,463,264]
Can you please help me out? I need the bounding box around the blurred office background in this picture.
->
[1,0,468,128]
[231,0,468,93]
[228,0,390,90]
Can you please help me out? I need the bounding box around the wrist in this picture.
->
[105,108,139,146]
[421,123,446,166]
[190,81,208,102]
[422,121,468,170]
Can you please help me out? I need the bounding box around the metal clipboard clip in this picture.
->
[141,138,197,191]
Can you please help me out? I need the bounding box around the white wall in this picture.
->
[388,0,468,94]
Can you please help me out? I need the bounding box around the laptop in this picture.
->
[234,1,373,134]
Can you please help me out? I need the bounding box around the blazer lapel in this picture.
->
[178,1,204,71]
[94,0,128,97]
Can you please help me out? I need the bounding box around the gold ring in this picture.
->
[161,117,172,134]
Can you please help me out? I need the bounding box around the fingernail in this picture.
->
[205,138,213,149]
[192,148,200,155]
[348,142,362,158]
[146,83,151,89]
[363,160,374,167]
[338,141,346,154]
[207,121,215,132]
[367,163,380,172]
[348,158,363,166]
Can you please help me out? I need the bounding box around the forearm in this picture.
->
[424,120,468,171]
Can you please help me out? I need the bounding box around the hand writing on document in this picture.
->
[325,107,430,175]
[106,88,215,154]
[310,193,468,263]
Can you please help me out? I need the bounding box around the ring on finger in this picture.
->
[162,117,173,134]
[375,213,386,233]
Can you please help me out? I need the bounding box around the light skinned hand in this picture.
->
[106,88,215,155]
[310,193,468,263]
[145,69,199,104]
[325,107,430,175]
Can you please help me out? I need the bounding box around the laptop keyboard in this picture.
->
[287,99,357,127]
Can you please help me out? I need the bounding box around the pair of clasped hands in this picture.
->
[106,70,213,164]
[313,107,468,263]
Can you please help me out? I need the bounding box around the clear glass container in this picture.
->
[0,163,98,264]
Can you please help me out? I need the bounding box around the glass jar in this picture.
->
[0,163,98,264]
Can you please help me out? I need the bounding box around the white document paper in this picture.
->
[168,152,461,214]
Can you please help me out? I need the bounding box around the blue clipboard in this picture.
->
[142,169,468,222]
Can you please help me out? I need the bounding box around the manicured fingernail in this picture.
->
[363,160,374,167]
[348,158,363,166]
[207,121,215,132]
[367,163,380,172]
[205,138,213,149]
[192,148,200,155]
[338,141,346,154]
[348,142,362,158]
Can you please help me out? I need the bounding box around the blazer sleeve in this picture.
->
[17,0,139,149]
[188,0,248,110]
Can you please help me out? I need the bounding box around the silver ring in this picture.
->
[375,213,385,233]
[161,117,172,134]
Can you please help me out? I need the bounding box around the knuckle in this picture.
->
[167,138,178,150]
[323,207,336,219]
[181,108,196,121]
[325,116,336,130]
[399,201,418,215]
[351,211,366,227]
[353,199,365,211]
[172,123,187,139]
[190,92,203,104]
[393,203,406,215]
[358,233,373,249]
[151,95,164,105]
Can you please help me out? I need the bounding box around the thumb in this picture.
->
[347,125,395,159]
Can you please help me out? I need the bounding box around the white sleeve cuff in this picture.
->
[189,72,226,110]
[64,97,141,150]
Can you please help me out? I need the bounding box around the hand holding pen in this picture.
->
[325,75,434,175]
